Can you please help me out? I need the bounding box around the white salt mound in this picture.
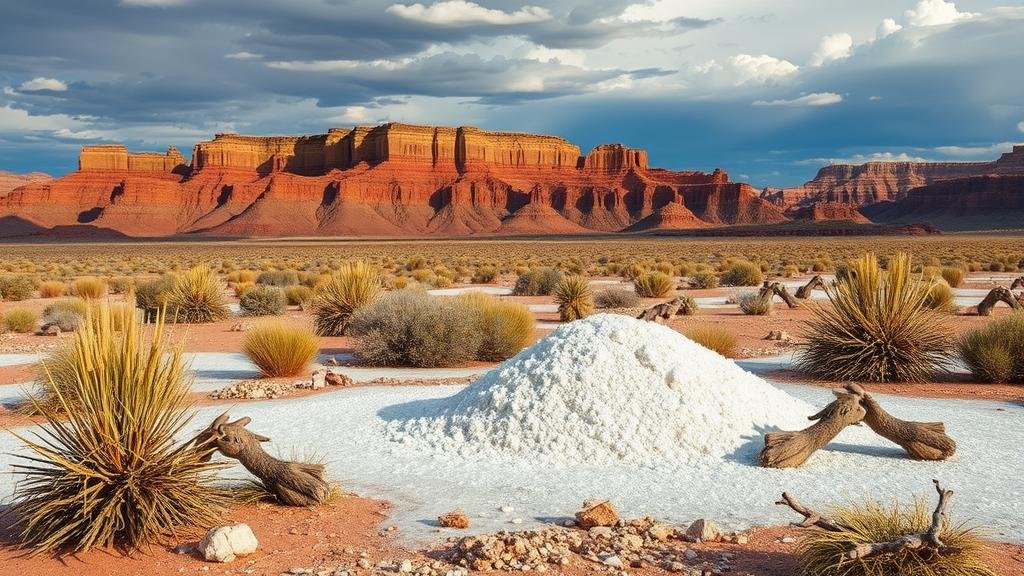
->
[387,314,814,466]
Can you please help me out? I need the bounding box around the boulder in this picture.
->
[575,500,619,529]
[199,523,258,563]
[684,518,721,542]
[438,509,470,529]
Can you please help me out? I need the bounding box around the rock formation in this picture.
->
[0,123,789,237]
[0,170,51,198]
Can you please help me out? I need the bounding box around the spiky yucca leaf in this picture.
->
[797,253,952,382]
[9,303,226,555]
[166,265,229,323]
[312,261,382,336]
[797,497,993,576]
[554,275,594,322]
[242,321,321,377]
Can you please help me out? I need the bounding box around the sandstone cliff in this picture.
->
[0,170,51,198]
[0,122,789,238]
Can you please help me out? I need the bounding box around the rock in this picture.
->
[764,330,791,341]
[735,534,749,545]
[781,536,797,544]
[684,550,697,561]
[210,379,296,400]
[311,369,328,389]
[399,559,414,573]
[575,500,619,529]
[230,322,251,332]
[438,509,470,529]
[647,523,675,542]
[326,371,353,387]
[41,325,61,336]
[684,519,721,543]
[600,555,623,568]
[198,523,258,563]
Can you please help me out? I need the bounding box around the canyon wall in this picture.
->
[80,145,187,173]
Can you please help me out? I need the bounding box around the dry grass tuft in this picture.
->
[554,275,594,322]
[72,276,107,299]
[957,312,1024,383]
[684,325,738,358]
[166,266,229,323]
[797,253,952,382]
[312,261,382,336]
[242,322,321,377]
[459,291,535,361]
[634,271,675,298]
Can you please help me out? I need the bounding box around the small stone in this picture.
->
[588,527,613,538]
[781,536,797,544]
[311,369,328,389]
[438,509,471,529]
[399,560,414,573]
[575,500,619,529]
[510,518,523,525]
[600,555,623,568]
[500,505,515,513]
[42,325,62,336]
[684,519,721,543]
[735,534,749,545]
[684,550,697,561]
[647,523,675,542]
[326,371,353,386]
[198,523,258,563]
[357,559,372,569]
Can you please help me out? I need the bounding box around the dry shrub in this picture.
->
[471,266,498,284]
[459,292,534,361]
[42,297,89,331]
[286,285,314,306]
[10,304,225,555]
[738,292,773,315]
[957,312,1024,383]
[796,497,992,576]
[634,271,675,298]
[242,322,321,377]
[312,261,382,336]
[72,276,107,299]
[684,325,738,358]
[721,260,764,287]
[595,288,641,309]
[690,271,719,289]
[135,274,175,321]
[349,289,482,367]
[512,267,562,296]
[940,267,965,288]
[924,279,958,313]
[4,308,38,333]
[240,284,286,316]
[38,280,66,298]
[0,274,35,301]
[554,275,594,322]
[106,276,134,294]
[166,266,229,323]
[256,269,299,287]
[797,253,951,382]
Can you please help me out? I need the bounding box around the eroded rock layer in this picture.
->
[1,123,787,237]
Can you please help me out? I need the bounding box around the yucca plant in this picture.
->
[797,253,952,382]
[166,266,229,323]
[634,271,675,298]
[242,322,321,377]
[554,275,594,322]
[796,497,993,576]
[311,261,382,336]
[684,325,738,358]
[9,304,226,555]
[459,291,535,361]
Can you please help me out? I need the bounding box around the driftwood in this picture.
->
[778,480,954,562]
[795,275,827,299]
[1010,276,1024,291]
[636,296,696,322]
[976,286,1022,316]
[845,384,956,461]
[759,387,866,468]
[758,281,800,309]
[204,412,331,506]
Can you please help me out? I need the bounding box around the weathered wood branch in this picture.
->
[845,480,952,561]
[976,287,1022,316]
[775,493,848,532]
[845,384,956,461]
[795,275,826,299]
[1010,276,1024,291]
[636,296,695,322]
[759,388,867,468]
[759,281,800,309]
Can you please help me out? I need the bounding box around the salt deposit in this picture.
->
[388,314,814,466]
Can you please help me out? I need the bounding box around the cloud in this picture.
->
[719,54,799,85]
[386,1,552,26]
[754,92,843,107]
[904,0,976,27]
[524,46,586,68]
[1018,121,1024,133]
[934,142,1019,158]
[798,152,931,166]
[225,51,263,61]
[875,18,903,39]
[19,77,68,92]
[810,33,853,66]
[0,105,85,132]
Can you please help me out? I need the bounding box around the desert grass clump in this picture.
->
[738,292,773,315]
[0,274,35,301]
[72,276,107,299]
[684,325,738,358]
[471,266,498,284]
[285,285,314,306]
[939,267,965,288]
[956,312,1024,383]
[41,297,89,331]
[9,304,226,555]
[166,266,229,323]
[795,496,992,576]
[797,253,952,382]
[106,276,134,294]
[4,308,38,333]
[242,322,320,377]
[240,285,286,316]
[595,288,642,309]
[634,271,675,298]
[135,274,175,321]
[690,270,719,289]
[721,260,764,287]
[256,269,299,287]
[349,289,482,367]
[512,267,562,296]
[554,275,594,322]
[38,280,66,298]
[311,261,382,336]
[459,292,534,361]
[924,279,958,313]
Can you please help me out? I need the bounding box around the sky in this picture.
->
[0,0,1022,186]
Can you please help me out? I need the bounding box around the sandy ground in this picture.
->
[0,494,1021,576]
